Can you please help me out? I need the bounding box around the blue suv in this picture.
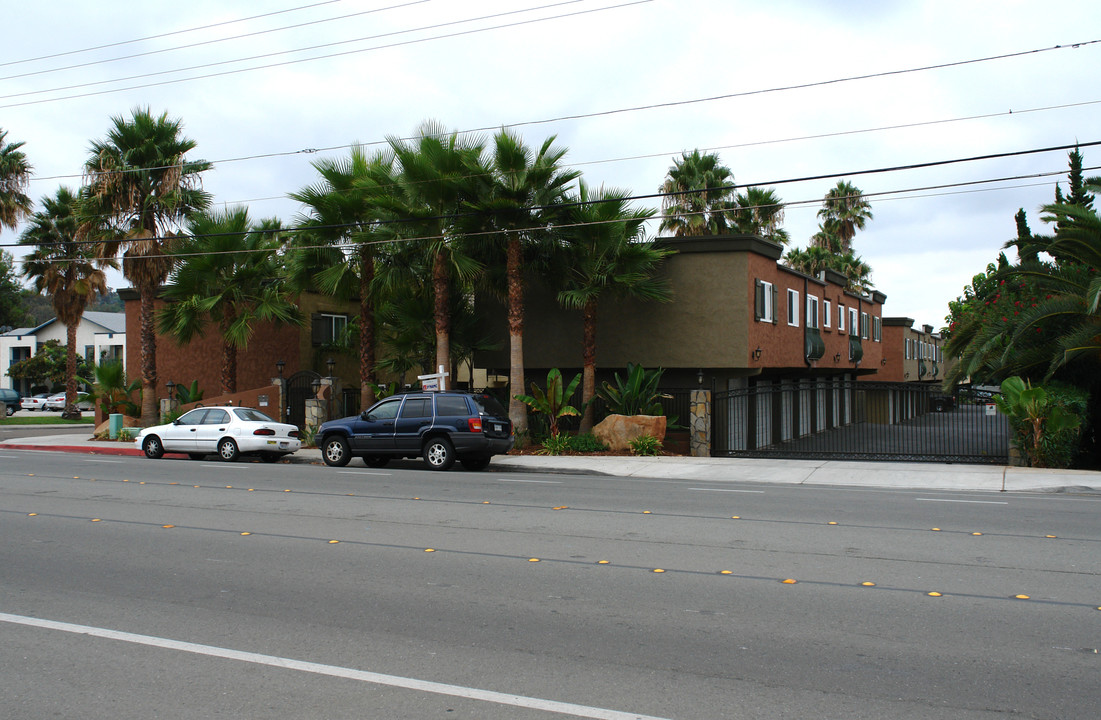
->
[317,391,514,471]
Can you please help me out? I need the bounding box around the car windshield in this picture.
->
[471,393,507,418]
[233,407,276,422]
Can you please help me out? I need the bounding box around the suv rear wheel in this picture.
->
[423,436,455,471]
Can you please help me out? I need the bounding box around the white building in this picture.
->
[1,312,126,395]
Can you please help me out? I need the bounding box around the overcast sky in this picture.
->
[4,0,1100,328]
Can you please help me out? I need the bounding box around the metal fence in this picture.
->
[713,379,1009,464]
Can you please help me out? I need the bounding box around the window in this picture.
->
[787,289,800,326]
[367,398,402,420]
[848,307,858,336]
[873,316,882,342]
[754,280,777,324]
[203,409,230,424]
[311,312,348,345]
[805,295,820,329]
[436,395,471,417]
[823,300,832,329]
[860,312,869,340]
[905,338,911,359]
[399,396,432,418]
[838,305,846,332]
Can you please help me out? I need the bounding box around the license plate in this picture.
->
[492,423,503,433]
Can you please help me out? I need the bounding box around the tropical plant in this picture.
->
[82,107,212,425]
[732,187,789,244]
[556,181,670,431]
[995,376,1083,468]
[658,150,736,236]
[169,379,204,405]
[20,186,117,418]
[78,359,140,417]
[628,434,662,456]
[159,207,301,394]
[537,433,573,456]
[477,128,581,437]
[817,180,873,253]
[514,367,583,437]
[288,144,397,409]
[385,121,487,385]
[0,128,33,231]
[596,363,669,416]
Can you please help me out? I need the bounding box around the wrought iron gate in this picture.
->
[286,370,321,430]
[712,379,1008,464]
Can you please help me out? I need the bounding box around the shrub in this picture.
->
[537,433,573,455]
[597,363,669,416]
[515,368,583,437]
[629,434,662,456]
[569,433,608,452]
[995,376,1083,468]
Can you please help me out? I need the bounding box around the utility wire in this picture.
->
[0,0,433,83]
[0,1,648,109]
[0,0,348,68]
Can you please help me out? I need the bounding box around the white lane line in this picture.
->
[0,612,670,720]
[201,464,255,470]
[497,478,562,484]
[83,459,125,464]
[337,471,391,476]
[688,488,765,493]
[0,454,20,458]
[916,498,1008,505]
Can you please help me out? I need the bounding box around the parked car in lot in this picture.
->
[134,406,302,462]
[44,393,93,411]
[20,393,51,411]
[0,388,21,416]
[317,391,514,471]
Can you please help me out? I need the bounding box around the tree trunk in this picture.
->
[139,288,158,426]
[62,321,81,420]
[360,254,376,409]
[506,233,528,437]
[579,299,597,434]
[433,248,451,384]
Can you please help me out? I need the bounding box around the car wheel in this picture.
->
[423,436,455,471]
[460,455,491,472]
[188,453,206,461]
[142,435,165,459]
[5,406,13,416]
[218,438,240,462]
[321,436,351,467]
[260,452,282,463]
[364,455,390,468]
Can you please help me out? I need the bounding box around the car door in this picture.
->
[393,396,433,453]
[349,397,401,452]
[161,408,207,451]
[193,407,231,454]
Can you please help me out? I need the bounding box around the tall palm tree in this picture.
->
[477,129,580,435]
[0,128,33,231]
[732,186,789,244]
[658,150,736,236]
[817,180,873,252]
[158,208,301,394]
[82,107,211,424]
[19,186,117,418]
[783,245,835,277]
[385,121,487,385]
[557,182,671,432]
[288,145,397,409]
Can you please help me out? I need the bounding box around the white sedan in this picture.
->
[134,406,302,462]
[20,393,50,411]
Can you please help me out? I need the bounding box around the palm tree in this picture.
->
[783,245,836,277]
[817,180,873,252]
[556,181,671,432]
[385,121,487,385]
[288,145,397,409]
[158,207,302,394]
[732,187,789,244]
[477,129,580,435]
[659,150,736,236]
[82,107,212,425]
[0,128,33,231]
[19,186,117,418]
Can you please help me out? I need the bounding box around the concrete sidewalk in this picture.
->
[2,430,1098,494]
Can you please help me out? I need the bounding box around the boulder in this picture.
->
[592,414,667,452]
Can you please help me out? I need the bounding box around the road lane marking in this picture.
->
[497,479,562,484]
[337,471,391,476]
[0,612,671,720]
[201,464,255,470]
[916,498,1008,505]
[84,459,124,464]
[688,488,765,493]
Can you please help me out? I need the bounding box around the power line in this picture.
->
[0,0,348,69]
[0,1,648,109]
[0,0,432,83]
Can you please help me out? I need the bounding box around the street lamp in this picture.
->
[165,379,176,399]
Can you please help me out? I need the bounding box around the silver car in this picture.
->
[134,406,302,462]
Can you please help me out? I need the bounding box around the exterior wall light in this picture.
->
[753,347,762,360]
[276,359,285,378]
[833,352,841,362]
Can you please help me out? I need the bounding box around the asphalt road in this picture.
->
[1,451,1098,719]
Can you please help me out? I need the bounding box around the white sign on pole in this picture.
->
[417,365,450,392]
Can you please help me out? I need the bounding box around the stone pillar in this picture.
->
[159,396,177,422]
[690,389,711,457]
[271,377,286,423]
[304,398,324,435]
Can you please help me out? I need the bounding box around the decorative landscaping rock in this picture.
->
[593,414,667,452]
